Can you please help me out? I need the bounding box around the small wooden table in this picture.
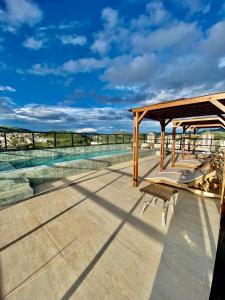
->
[140,183,178,227]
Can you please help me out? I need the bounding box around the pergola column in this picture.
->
[171,123,176,167]
[192,128,197,154]
[160,119,165,172]
[181,126,186,159]
[133,112,139,187]
[221,151,225,217]
[132,110,149,186]
[188,129,191,159]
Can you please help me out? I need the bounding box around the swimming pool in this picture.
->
[10,148,131,170]
[0,145,155,206]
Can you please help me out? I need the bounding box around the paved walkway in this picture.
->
[0,156,220,299]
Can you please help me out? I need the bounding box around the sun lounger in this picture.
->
[174,157,212,169]
[144,167,219,198]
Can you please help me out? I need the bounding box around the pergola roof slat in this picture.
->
[130,92,225,121]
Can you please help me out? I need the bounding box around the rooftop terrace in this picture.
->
[0,156,220,299]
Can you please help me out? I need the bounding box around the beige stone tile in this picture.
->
[43,208,103,256]
[0,203,39,248]
[0,227,58,297]
[5,254,95,300]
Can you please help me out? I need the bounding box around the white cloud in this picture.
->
[91,39,109,55]
[90,7,128,55]
[102,54,156,86]
[146,1,169,25]
[0,0,42,27]
[22,36,44,50]
[0,85,16,92]
[59,34,87,46]
[102,7,119,29]
[0,103,132,131]
[28,57,110,76]
[132,21,200,53]
[76,128,97,133]
[170,0,210,14]
[218,56,225,69]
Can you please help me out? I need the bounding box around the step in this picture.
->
[0,186,33,206]
[0,178,30,193]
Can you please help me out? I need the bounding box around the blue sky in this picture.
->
[0,0,225,133]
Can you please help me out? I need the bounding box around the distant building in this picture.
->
[200,131,214,147]
[147,133,155,143]
[0,136,5,148]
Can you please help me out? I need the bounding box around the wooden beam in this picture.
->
[218,116,225,126]
[160,119,165,172]
[171,125,176,167]
[133,112,139,187]
[190,123,223,129]
[137,110,148,123]
[132,92,225,113]
[220,151,225,217]
[181,126,186,159]
[210,99,225,113]
[174,120,183,128]
[174,117,221,124]
[165,119,171,126]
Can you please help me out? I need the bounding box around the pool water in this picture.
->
[10,148,131,170]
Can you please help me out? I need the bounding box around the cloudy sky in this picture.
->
[0,0,225,133]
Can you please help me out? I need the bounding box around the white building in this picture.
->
[147,133,155,143]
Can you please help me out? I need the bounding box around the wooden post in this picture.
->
[188,129,191,159]
[160,119,165,172]
[171,124,176,167]
[220,151,225,216]
[181,126,186,159]
[192,128,197,155]
[133,112,139,186]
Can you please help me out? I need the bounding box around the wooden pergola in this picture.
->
[172,117,225,163]
[130,91,225,214]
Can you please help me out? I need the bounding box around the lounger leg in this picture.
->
[162,201,169,227]
[171,193,178,214]
[141,201,150,214]
[141,196,158,214]
[152,196,158,205]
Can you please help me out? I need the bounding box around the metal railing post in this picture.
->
[4,132,7,150]
[32,132,35,148]
[71,133,74,147]
[54,132,56,147]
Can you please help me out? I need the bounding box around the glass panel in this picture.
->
[34,133,54,148]
[55,133,72,147]
[73,133,87,146]
[6,132,33,149]
[98,135,108,144]
[124,135,131,143]
[116,135,123,143]
[108,135,116,144]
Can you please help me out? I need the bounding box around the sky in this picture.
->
[0,0,225,133]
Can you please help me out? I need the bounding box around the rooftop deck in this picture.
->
[0,156,221,299]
